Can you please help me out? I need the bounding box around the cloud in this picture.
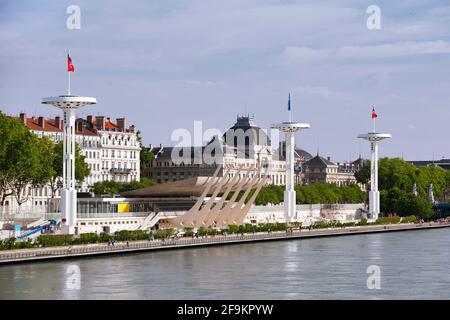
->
[183,80,224,87]
[279,40,450,63]
[294,85,338,97]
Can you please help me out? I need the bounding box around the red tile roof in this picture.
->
[18,116,97,136]
[105,120,117,130]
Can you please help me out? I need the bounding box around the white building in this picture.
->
[3,113,141,210]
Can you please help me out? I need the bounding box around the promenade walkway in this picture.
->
[1,222,449,264]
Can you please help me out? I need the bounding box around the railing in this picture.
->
[0,231,295,261]
[1,222,449,262]
[109,168,132,174]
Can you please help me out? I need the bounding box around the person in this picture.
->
[126,241,129,248]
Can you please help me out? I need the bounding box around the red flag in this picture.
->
[67,54,75,72]
[371,107,377,119]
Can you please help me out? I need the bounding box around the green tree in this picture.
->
[136,130,154,179]
[376,158,450,216]
[49,142,90,198]
[0,113,54,206]
[355,161,371,186]
[93,178,156,195]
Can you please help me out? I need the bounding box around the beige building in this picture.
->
[301,154,366,186]
[144,116,312,186]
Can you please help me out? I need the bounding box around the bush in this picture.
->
[153,229,175,239]
[183,228,194,237]
[311,221,331,229]
[343,222,356,227]
[375,216,401,225]
[227,225,239,234]
[357,218,369,226]
[37,234,74,247]
[114,230,150,241]
[401,215,417,223]
[0,238,38,250]
[72,233,99,245]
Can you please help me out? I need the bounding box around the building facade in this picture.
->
[3,113,140,209]
[408,159,450,171]
[143,115,312,186]
[301,154,365,186]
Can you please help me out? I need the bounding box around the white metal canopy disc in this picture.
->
[271,122,310,133]
[357,133,392,142]
[42,95,97,109]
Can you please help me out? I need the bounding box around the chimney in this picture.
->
[19,113,26,124]
[327,156,331,161]
[96,116,105,130]
[87,115,94,124]
[38,116,45,129]
[129,124,135,133]
[76,120,83,133]
[55,116,61,129]
[116,118,126,131]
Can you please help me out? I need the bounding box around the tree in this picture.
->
[93,178,156,195]
[0,113,54,206]
[253,183,366,206]
[375,157,450,217]
[380,188,433,217]
[49,142,90,198]
[355,161,370,186]
[136,130,154,179]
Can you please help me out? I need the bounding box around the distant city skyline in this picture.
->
[1,0,449,162]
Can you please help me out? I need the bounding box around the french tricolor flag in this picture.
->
[371,107,377,119]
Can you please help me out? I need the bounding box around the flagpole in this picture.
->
[68,70,71,96]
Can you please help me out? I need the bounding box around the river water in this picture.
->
[0,228,449,299]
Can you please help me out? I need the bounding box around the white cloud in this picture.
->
[279,40,450,63]
[294,85,337,97]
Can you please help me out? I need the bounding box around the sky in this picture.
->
[0,0,449,163]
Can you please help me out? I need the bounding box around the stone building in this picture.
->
[144,115,312,186]
[301,154,365,186]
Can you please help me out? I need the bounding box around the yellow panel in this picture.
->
[118,203,130,213]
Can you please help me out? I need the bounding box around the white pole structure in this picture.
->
[358,121,391,219]
[42,60,96,234]
[272,94,310,222]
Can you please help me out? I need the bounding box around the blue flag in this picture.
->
[288,93,291,111]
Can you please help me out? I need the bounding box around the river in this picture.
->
[0,228,449,299]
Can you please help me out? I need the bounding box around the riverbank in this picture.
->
[0,222,449,265]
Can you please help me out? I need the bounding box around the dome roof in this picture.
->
[222,115,271,148]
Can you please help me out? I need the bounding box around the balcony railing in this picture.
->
[109,168,132,174]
